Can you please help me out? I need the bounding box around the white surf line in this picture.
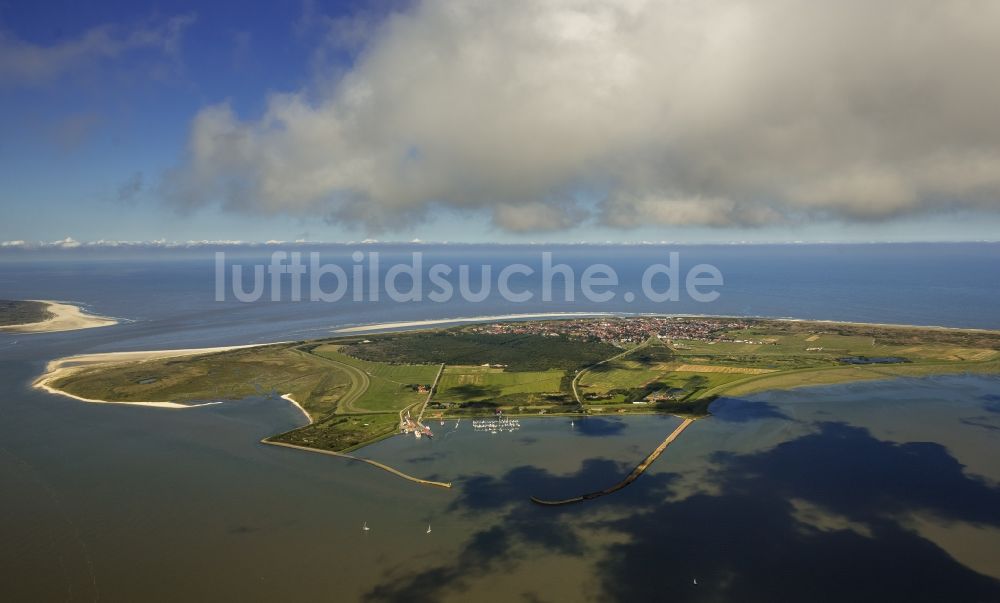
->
[280,393,312,423]
[332,312,615,333]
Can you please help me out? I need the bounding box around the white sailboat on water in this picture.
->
[426,524,432,534]
[362,521,370,532]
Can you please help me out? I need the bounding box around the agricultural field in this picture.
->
[580,366,745,406]
[579,358,672,392]
[577,342,674,395]
[435,365,565,404]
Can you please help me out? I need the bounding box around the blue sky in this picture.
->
[3,1,1000,245]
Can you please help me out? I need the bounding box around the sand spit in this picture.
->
[281,393,312,423]
[33,344,263,409]
[1,300,118,333]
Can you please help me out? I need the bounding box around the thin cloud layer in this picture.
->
[0,14,194,84]
[165,0,1000,233]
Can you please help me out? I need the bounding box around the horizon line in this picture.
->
[2,238,999,251]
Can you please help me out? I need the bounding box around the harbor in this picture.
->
[400,409,434,439]
[471,417,521,434]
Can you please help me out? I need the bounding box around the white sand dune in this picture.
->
[1,300,118,333]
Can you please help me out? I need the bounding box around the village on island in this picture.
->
[29,313,1000,502]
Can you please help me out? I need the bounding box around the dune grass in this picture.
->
[0,299,52,326]
[50,343,353,418]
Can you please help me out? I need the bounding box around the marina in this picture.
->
[472,417,522,433]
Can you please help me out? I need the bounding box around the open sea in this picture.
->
[1,243,999,602]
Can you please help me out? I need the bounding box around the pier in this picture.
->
[415,363,446,423]
[530,417,694,505]
[261,439,452,489]
[396,362,446,439]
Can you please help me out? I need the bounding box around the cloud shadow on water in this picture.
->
[572,416,628,437]
[960,416,1000,432]
[363,458,678,602]
[708,397,794,423]
[368,419,1000,602]
[597,421,1000,602]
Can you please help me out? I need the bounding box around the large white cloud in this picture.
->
[165,0,1000,232]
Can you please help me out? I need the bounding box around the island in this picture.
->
[0,299,117,333]
[35,316,1000,456]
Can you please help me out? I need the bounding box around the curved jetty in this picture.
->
[531,418,694,506]
[261,439,452,489]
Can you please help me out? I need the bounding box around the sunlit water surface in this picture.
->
[1,246,999,601]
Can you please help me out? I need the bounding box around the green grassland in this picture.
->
[580,357,672,391]
[308,344,439,413]
[50,341,437,452]
[711,357,1000,399]
[435,366,566,406]
[50,344,354,417]
[575,320,1000,415]
[268,412,401,452]
[44,318,1000,453]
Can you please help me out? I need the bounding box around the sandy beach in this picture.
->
[0,300,118,333]
[332,312,614,333]
[281,393,312,423]
[34,344,262,409]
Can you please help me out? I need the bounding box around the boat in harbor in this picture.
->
[472,417,521,434]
